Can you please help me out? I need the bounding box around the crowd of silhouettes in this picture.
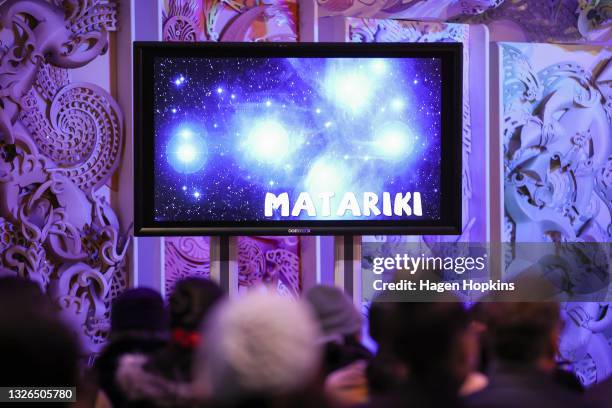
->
[0,275,610,408]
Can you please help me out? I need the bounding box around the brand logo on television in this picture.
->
[288,228,312,234]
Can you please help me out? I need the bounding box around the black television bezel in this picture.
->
[134,41,463,236]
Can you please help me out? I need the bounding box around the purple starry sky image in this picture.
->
[153,56,442,222]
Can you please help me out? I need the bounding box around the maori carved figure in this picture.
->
[163,0,297,43]
[0,0,126,355]
[502,44,611,244]
[501,43,612,385]
[0,0,116,143]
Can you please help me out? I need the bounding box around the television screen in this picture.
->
[134,43,462,236]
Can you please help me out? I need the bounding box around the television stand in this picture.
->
[210,235,361,303]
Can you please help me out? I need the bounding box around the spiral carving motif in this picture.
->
[21,81,122,192]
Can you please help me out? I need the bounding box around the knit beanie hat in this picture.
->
[304,285,362,343]
[197,291,321,402]
[110,287,168,338]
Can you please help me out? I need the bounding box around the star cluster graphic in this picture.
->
[153,56,442,222]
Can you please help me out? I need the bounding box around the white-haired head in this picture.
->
[195,290,321,402]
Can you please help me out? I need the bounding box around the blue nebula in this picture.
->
[153,56,442,222]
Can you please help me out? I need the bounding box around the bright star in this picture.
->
[166,126,208,174]
[176,144,197,163]
[244,120,290,165]
[391,98,404,111]
[374,121,415,160]
[179,129,193,139]
[324,65,378,113]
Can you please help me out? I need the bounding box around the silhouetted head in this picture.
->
[383,296,471,395]
[110,287,168,340]
[304,285,362,342]
[481,302,561,366]
[0,277,80,394]
[169,277,224,331]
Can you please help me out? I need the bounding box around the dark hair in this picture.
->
[0,277,80,395]
[392,302,470,372]
[368,297,399,345]
[482,302,560,362]
[375,297,471,402]
[98,288,169,408]
[322,335,372,374]
[169,277,224,330]
[111,287,169,337]
[146,278,224,383]
[367,299,408,395]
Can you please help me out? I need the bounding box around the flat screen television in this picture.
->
[134,42,462,236]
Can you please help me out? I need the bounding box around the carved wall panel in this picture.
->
[499,42,612,385]
[455,0,611,42]
[164,236,211,295]
[163,236,301,298]
[0,0,127,355]
[316,0,502,20]
[237,236,301,298]
[314,0,611,43]
[163,0,298,42]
